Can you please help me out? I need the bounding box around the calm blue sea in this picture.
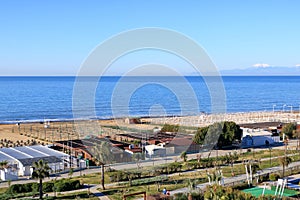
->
[0,76,299,123]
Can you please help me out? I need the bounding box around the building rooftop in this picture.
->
[18,156,62,166]
[0,145,68,166]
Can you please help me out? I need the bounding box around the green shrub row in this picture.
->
[7,178,82,195]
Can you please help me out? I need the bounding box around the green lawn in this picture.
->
[101,181,187,200]
[55,191,99,200]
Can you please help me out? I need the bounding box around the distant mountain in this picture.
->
[221,66,300,76]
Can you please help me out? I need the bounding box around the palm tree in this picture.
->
[279,139,292,177]
[292,129,300,150]
[32,160,51,199]
[279,156,292,177]
[180,151,187,162]
[0,160,8,170]
[186,178,197,191]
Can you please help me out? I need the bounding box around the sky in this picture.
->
[0,0,300,76]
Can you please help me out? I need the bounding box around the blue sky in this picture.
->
[0,1,300,75]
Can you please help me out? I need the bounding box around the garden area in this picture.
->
[0,178,82,200]
[84,147,300,200]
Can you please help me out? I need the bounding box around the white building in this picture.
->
[241,128,280,147]
[0,145,68,180]
[144,144,165,158]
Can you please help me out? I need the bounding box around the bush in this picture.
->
[168,162,182,173]
[6,179,81,196]
[43,182,54,193]
[31,182,39,193]
[0,193,12,200]
[174,192,188,200]
[190,192,204,200]
[54,179,81,192]
[23,183,34,193]
[7,182,39,194]
[109,171,127,182]
[7,184,25,194]
[269,173,280,181]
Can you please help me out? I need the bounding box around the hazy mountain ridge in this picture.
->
[221,66,300,76]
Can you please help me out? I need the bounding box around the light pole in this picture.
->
[282,104,286,113]
[288,105,293,113]
[273,105,276,113]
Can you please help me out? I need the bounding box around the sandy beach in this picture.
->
[0,111,298,147]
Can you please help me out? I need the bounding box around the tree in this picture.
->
[180,151,187,162]
[193,126,209,145]
[218,121,243,148]
[32,160,51,199]
[245,160,260,186]
[225,152,239,176]
[293,129,300,150]
[193,121,242,149]
[132,153,144,169]
[186,178,197,191]
[206,170,223,185]
[89,139,115,190]
[279,156,292,177]
[205,122,222,150]
[279,138,291,178]
[281,123,296,139]
[0,160,8,170]
[68,168,73,178]
[161,124,180,133]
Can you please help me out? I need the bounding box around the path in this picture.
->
[169,159,300,196]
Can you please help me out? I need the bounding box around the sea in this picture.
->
[0,76,299,123]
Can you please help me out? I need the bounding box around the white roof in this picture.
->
[242,128,272,137]
[145,144,165,156]
[0,145,68,163]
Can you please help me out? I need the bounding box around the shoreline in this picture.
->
[0,110,298,147]
[1,110,299,125]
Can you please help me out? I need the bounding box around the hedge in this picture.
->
[6,178,82,195]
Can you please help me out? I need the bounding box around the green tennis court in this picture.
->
[242,187,299,197]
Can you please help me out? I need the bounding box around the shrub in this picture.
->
[168,162,182,173]
[43,182,54,193]
[109,171,127,182]
[0,193,12,200]
[190,192,204,200]
[7,182,39,194]
[174,192,188,200]
[269,173,280,181]
[31,182,39,193]
[54,179,81,192]
[7,184,24,194]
